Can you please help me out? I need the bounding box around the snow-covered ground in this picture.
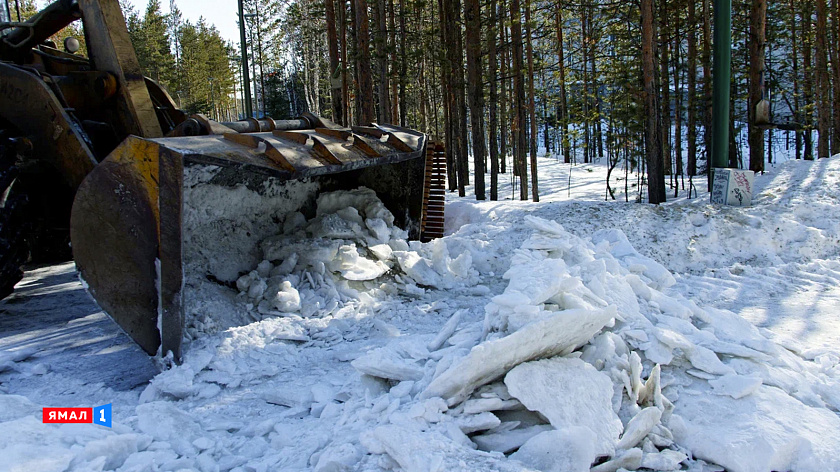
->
[1,154,839,472]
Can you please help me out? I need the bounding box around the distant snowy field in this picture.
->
[1,154,838,472]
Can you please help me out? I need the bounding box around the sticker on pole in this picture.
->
[711,168,754,207]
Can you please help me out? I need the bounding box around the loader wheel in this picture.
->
[0,134,31,299]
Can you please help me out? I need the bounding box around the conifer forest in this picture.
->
[26,0,840,202]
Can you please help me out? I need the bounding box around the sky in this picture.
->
[127,0,241,43]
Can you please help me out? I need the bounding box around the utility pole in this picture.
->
[711,0,731,178]
[238,0,253,118]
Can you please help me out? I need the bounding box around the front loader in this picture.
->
[0,0,445,361]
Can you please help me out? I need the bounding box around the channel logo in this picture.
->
[43,403,112,427]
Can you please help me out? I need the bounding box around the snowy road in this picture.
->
[1,155,839,472]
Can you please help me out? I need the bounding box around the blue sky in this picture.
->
[126,0,240,43]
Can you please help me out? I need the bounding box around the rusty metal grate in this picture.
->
[420,142,446,242]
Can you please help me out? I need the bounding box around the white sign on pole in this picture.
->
[711,168,754,206]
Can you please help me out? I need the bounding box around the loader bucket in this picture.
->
[70,122,445,360]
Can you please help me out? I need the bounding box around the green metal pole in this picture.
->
[238,0,253,118]
[711,0,732,172]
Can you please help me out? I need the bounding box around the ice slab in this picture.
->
[505,357,623,457]
[708,374,763,399]
[472,424,553,454]
[672,385,840,472]
[361,425,529,472]
[509,428,597,472]
[616,407,662,450]
[422,307,615,405]
[351,346,425,381]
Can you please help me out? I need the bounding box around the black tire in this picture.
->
[0,135,30,299]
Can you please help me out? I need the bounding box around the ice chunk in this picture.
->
[422,307,615,405]
[685,345,735,376]
[0,394,40,422]
[456,412,501,434]
[709,374,762,399]
[672,385,840,472]
[393,251,442,287]
[509,428,597,472]
[263,386,314,408]
[352,347,425,381]
[308,212,364,239]
[592,229,675,289]
[427,310,463,352]
[472,424,553,454]
[362,424,527,472]
[136,402,202,443]
[80,434,140,470]
[505,357,623,457]
[499,258,568,306]
[616,407,662,450]
[331,245,389,281]
[257,260,273,278]
[262,238,339,267]
[369,244,393,261]
[641,450,687,470]
[462,397,521,415]
[366,218,391,243]
[247,279,267,300]
[314,443,363,472]
[283,211,307,233]
[589,447,643,472]
[268,281,301,312]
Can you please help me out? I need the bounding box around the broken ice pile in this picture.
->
[350,216,840,472]
[232,187,478,320]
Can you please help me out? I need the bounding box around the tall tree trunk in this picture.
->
[833,0,840,154]
[388,0,399,124]
[524,0,538,201]
[816,0,831,157]
[465,0,486,199]
[748,0,766,172]
[660,0,672,177]
[376,0,391,123]
[325,0,343,124]
[802,1,814,160]
[556,5,570,163]
[590,16,603,160]
[438,0,458,191]
[444,0,469,190]
[339,0,350,124]
[354,0,375,124]
[511,0,528,199]
[790,0,801,160]
[702,0,712,172]
[499,0,508,173]
[687,0,698,176]
[642,0,665,203]
[673,16,683,191]
[581,8,590,163]
[399,0,408,126]
[489,0,499,200]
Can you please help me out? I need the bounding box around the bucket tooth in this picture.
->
[310,136,343,165]
[351,125,386,139]
[350,134,381,158]
[315,128,352,141]
[272,130,310,145]
[222,133,296,172]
